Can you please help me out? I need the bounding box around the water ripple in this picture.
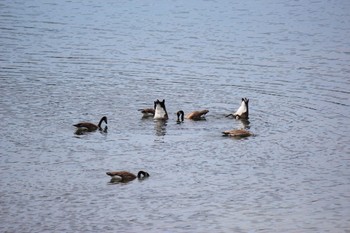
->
[1,0,350,232]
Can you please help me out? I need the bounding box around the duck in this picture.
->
[73,116,107,131]
[154,99,168,120]
[138,108,155,118]
[222,129,252,137]
[226,98,249,119]
[176,109,209,122]
[106,170,150,182]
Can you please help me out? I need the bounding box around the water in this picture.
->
[1,0,350,232]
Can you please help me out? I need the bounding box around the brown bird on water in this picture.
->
[138,108,155,118]
[176,110,209,122]
[222,129,252,137]
[106,171,150,182]
[73,116,107,131]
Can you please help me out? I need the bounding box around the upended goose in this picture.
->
[176,110,209,122]
[154,99,169,120]
[106,171,150,182]
[73,116,107,131]
[226,98,249,119]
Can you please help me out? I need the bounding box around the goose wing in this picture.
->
[106,171,137,181]
[73,122,98,130]
[222,129,252,137]
[138,108,155,117]
[185,110,209,120]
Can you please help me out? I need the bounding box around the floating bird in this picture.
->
[138,108,155,118]
[222,129,252,137]
[106,171,150,183]
[73,116,107,131]
[226,98,249,119]
[154,99,168,120]
[176,110,209,122]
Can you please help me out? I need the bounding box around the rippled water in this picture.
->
[1,0,350,232]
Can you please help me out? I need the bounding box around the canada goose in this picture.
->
[154,99,168,120]
[138,108,155,118]
[222,129,252,137]
[73,116,107,131]
[226,98,249,119]
[106,171,150,182]
[176,110,209,122]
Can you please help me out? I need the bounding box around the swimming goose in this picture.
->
[222,129,252,137]
[176,110,209,122]
[73,116,107,131]
[226,98,249,119]
[106,171,150,182]
[154,99,168,120]
[138,108,155,118]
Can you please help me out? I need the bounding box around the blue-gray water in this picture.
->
[1,0,350,232]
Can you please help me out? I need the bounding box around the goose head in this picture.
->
[98,116,108,128]
[176,110,184,123]
[137,171,150,179]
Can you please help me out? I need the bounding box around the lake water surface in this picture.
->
[1,0,350,232]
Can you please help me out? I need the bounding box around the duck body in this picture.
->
[222,129,252,137]
[74,116,107,131]
[227,98,249,119]
[177,110,209,122]
[154,99,168,120]
[106,171,150,182]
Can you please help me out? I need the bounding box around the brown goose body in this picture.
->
[74,116,107,131]
[222,129,252,137]
[186,110,209,120]
[106,170,150,182]
[177,110,209,122]
[138,108,155,117]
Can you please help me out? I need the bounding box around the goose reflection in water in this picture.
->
[154,120,167,136]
